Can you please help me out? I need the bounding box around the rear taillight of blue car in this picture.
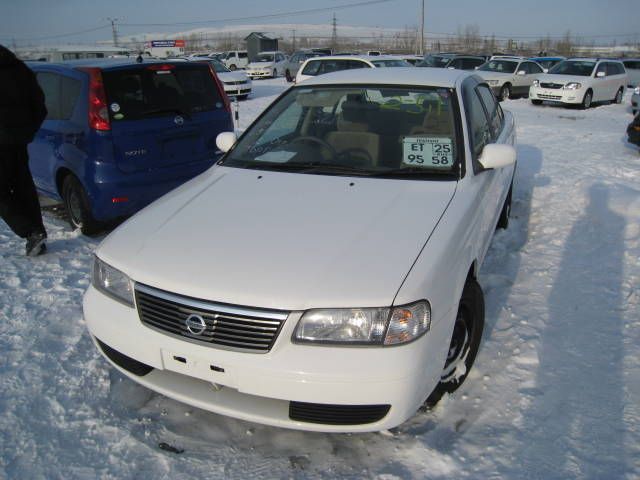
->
[77,67,111,131]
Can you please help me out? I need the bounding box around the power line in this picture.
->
[119,0,394,27]
[0,24,111,42]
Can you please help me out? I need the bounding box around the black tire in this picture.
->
[581,90,593,109]
[285,70,293,82]
[614,87,623,104]
[497,186,512,229]
[531,99,543,105]
[499,84,511,101]
[229,64,237,71]
[272,69,277,78]
[61,175,102,235]
[425,278,485,407]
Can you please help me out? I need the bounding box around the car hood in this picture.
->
[247,62,274,68]
[97,166,456,311]
[217,71,249,82]
[534,73,590,84]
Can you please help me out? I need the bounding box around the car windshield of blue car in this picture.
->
[548,61,596,77]
[221,85,460,178]
[477,60,518,74]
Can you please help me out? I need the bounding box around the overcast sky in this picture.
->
[1,0,638,45]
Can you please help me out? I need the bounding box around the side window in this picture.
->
[36,72,62,120]
[449,58,464,69]
[528,62,543,74]
[301,61,321,76]
[518,62,530,74]
[349,60,370,69]
[239,52,248,59]
[464,85,492,161]
[290,54,299,63]
[464,58,484,70]
[60,75,81,120]
[477,85,502,139]
[595,63,607,76]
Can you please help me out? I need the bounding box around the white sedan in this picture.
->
[245,51,288,79]
[195,59,252,99]
[83,68,516,432]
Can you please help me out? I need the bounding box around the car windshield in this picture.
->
[102,64,223,121]
[534,59,562,70]
[477,60,518,73]
[548,60,596,76]
[417,55,452,68]
[222,85,459,178]
[371,59,412,68]
[256,54,275,62]
[207,59,230,73]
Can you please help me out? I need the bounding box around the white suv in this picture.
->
[475,57,544,100]
[529,58,627,109]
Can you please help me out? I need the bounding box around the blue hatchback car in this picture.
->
[28,59,233,234]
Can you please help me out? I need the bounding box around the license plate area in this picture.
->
[161,349,235,386]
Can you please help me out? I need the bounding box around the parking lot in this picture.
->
[1,78,639,479]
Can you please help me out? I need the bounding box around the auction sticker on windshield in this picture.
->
[402,136,453,168]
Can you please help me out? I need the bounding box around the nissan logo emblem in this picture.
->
[174,115,184,126]
[185,314,207,335]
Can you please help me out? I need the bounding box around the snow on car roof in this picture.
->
[297,66,470,88]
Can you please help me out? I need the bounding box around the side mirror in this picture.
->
[478,144,516,170]
[216,131,237,152]
[596,71,606,78]
[516,70,526,76]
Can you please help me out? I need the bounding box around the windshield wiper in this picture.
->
[229,161,376,176]
[374,166,455,178]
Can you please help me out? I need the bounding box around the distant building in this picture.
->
[17,45,131,62]
[245,32,279,62]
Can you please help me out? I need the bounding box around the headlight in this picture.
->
[564,82,582,90]
[532,80,540,87]
[487,80,499,86]
[293,301,431,346]
[92,256,134,307]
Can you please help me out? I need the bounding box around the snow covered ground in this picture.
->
[1,78,639,479]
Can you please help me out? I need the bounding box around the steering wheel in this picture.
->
[337,147,374,167]
[291,136,338,160]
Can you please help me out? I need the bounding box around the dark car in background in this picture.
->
[417,53,486,71]
[283,50,328,82]
[28,59,233,234]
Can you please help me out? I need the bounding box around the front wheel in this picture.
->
[272,69,277,78]
[228,64,237,71]
[499,84,511,101]
[614,87,623,104]
[581,90,593,109]
[62,175,102,235]
[285,70,293,82]
[425,278,485,407]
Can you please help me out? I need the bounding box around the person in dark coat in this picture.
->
[0,44,48,256]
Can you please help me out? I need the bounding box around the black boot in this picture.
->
[25,232,46,256]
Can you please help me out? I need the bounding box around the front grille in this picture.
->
[540,82,563,89]
[289,401,391,425]
[224,80,246,86]
[135,284,289,352]
[538,94,563,100]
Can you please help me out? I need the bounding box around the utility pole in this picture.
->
[292,29,296,51]
[331,13,337,51]
[107,17,119,47]
[420,0,425,56]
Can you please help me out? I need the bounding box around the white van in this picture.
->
[222,50,249,70]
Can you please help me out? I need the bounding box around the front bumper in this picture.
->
[529,85,584,104]
[83,285,453,432]
[247,70,273,79]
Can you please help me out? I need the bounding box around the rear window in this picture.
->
[301,59,369,76]
[102,64,223,121]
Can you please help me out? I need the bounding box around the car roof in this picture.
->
[296,67,470,88]
[28,58,198,70]
[529,56,565,60]
[567,57,623,63]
